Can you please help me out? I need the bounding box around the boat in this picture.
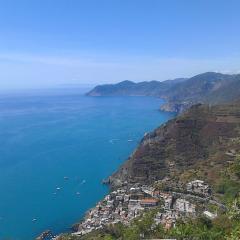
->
[32,218,37,222]
[109,138,119,143]
[102,178,110,185]
[64,176,69,180]
[56,187,61,190]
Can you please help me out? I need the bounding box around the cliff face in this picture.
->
[159,102,193,113]
[109,103,240,188]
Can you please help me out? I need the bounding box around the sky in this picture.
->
[0,0,240,89]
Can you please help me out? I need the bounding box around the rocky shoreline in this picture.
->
[159,100,194,114]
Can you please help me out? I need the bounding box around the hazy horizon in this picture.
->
[1,0,240,89]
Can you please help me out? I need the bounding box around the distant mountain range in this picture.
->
[86,72,240,113]
[86,78,187,98]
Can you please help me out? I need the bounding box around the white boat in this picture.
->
[56,187,61,190]
[109,138,119,143]
[32,218,37,222]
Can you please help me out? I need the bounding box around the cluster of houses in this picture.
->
[186,180,211,196]
[72,179,212,237]
[73,186,160,236]
[152,191,196,230]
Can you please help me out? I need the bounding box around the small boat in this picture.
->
[64,176,69,180]
[102,178,110,185]
[56,187,61,190]
[127,139,133,142]
[109,138,119,143]
[81,180,86,185]
[32,218,37,222]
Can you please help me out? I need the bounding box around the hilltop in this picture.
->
[86,78,187,97]
[86,72,240,113]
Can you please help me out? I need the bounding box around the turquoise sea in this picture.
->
[0,89,174,240]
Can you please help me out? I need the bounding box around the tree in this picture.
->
[228,194,240,221]
[123,226,140,240]
[225,224,240,240]
[103,234,114,240]
[232,155,240,178]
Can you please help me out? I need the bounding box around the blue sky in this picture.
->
[0,0,240,88]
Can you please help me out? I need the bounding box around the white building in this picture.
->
[175,198,195,213]
[141,186,155,196]
[203,211,217,219]
[186,180,210,196]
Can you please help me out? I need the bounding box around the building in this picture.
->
[140,198,159,208]
[203,211,217,219]
[153,190,161,198]
[159,192,173,210]
[154,210,179,230]
[186,180,210,196]
[175,198,195,213]
[141,186,155,196]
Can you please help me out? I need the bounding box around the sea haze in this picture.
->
[0,89,174,239]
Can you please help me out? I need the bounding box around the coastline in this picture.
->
[48,102,240,240]
[41,103,176,239]
[32,96,175,240]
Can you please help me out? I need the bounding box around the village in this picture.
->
[70,179,217,237]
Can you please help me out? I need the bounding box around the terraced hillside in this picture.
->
[110,103,240,188]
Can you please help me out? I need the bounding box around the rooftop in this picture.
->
[140,198,159,204]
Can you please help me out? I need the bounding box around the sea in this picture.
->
[0,88,175,240]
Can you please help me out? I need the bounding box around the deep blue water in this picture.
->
[0,89,174,240]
